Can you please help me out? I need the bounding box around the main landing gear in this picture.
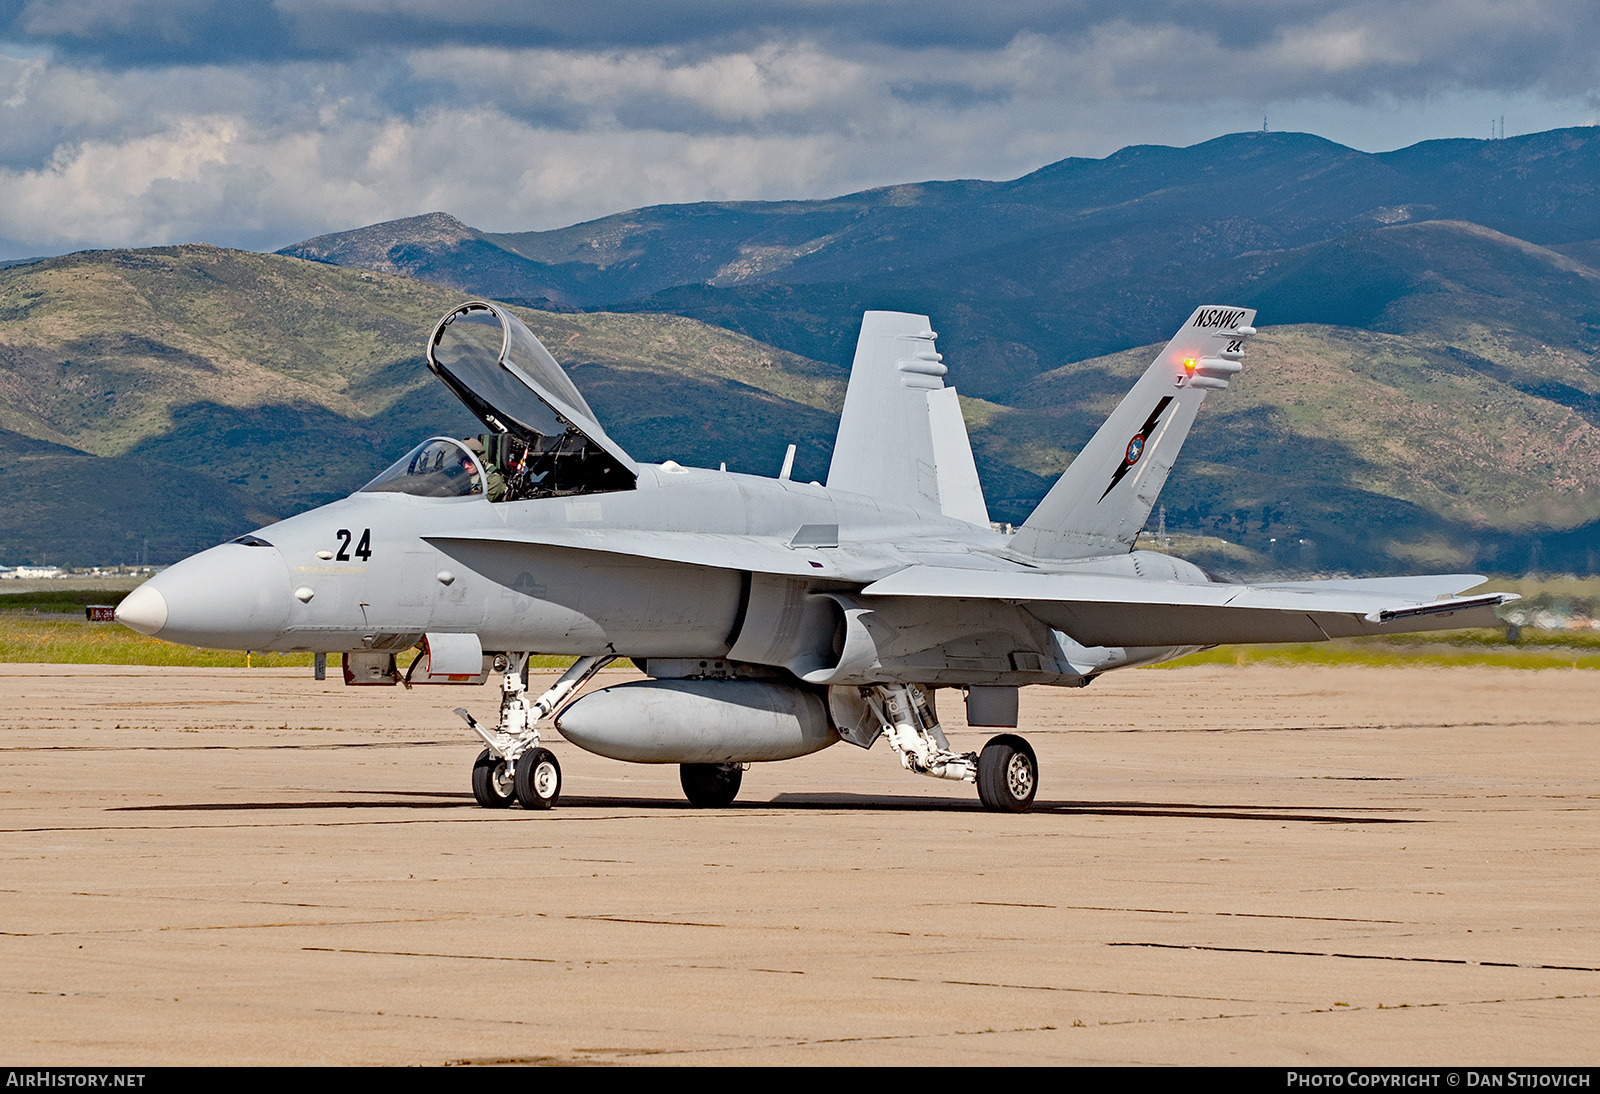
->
[458,654,611,810]
[854,684,1040,813]
[975,734,1038,813]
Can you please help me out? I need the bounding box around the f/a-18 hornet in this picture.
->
[116,302,1513,812]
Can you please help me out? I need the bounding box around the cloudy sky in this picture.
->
[0,0,1594,259]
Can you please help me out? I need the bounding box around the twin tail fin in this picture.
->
[826,311,989,525]
[1011,306,1257,560]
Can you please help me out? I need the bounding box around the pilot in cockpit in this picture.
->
[462,437,507,502]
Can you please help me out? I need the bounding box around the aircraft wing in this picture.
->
[859,567,1513,646]
[1248,575,1488,599]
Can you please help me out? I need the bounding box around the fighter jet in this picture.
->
[115,301,1513,812]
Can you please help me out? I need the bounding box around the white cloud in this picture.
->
[0,97,862,249]
[18,0,213,39]
[0,4,1597,257]
[409,41,876,131]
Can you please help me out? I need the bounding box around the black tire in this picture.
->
[514,748,562,810]
[977,734,1038,813]
[679,763,742,807]
[472,749,516,808]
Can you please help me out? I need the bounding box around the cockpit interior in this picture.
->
[360,301,640,503]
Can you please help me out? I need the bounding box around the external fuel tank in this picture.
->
[554,679,838,763]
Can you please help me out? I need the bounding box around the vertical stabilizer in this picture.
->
[826,311,990,525]
[1011,306,1256,559]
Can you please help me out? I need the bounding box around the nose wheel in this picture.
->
[471,749,516,808]
[515,748,562,809]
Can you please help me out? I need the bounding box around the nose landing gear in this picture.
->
[457,654,611,810]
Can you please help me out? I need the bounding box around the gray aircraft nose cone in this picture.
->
[115,584,169,636]
[135,543,294,649]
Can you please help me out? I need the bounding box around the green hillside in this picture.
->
[0,247,851,564]
[2,242,1598,574]
[1001,323,1600,572]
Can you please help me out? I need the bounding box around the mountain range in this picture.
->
[1,127,1597,573]
[282,127,1600,395]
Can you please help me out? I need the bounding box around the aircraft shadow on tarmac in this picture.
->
[110,792,1415,823]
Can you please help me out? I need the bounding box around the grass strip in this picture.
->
[0,588,135,614]
[0,617,578,669]
[1151,631,1600,671]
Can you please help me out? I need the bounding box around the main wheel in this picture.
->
[514,748,562,810]
[977,734,1038,813]
[471,749,515,808]
[680,763,742,807]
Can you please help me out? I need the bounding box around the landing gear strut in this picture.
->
[855,683,1039,813]
[457,654,611,810]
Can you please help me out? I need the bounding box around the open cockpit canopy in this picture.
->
[426,301,636,498]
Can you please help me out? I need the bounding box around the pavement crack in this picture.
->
[1109,942,1600,972]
